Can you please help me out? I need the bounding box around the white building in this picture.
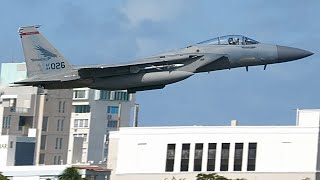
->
[107,109,320,180]
[67,88,135,165]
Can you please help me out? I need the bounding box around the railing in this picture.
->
[10,107,29,113]
[18,126,29,135]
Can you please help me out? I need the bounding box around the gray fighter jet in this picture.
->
[15,25,313,93]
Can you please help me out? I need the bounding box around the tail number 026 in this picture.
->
[46,62,66,70]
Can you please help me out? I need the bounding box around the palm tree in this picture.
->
[58,167,81,180]
[0,173,8,180]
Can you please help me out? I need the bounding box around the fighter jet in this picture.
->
[15,25,313,93]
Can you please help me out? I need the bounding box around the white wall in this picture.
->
[297,109,320,127]
[110,126,320,174]
[0,135,10,166]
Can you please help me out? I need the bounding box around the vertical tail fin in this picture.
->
[18,25,73,78]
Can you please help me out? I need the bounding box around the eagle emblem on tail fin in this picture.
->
[34,45,57,59]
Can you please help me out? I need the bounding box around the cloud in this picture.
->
[120,0,184,26]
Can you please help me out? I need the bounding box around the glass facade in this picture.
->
[165,144,176,172]
[247,143,257,171]
[107,106,119,114]
[220,143,230,171]
[100,90,129,101]
[207,143,216,171]
[74,105,90,113]
[180,143,190,171]
[73,90,86,99]
[234,143,244,171]
[164,142,257,173]
[107,120,118,128]
[194,143,203,171]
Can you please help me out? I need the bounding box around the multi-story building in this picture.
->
[67,88,135,164]
[0,62,137,166]
[0,86,73,165]
[108,109,320,180]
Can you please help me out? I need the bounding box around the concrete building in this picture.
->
[0,86,73,165]
[108,109,320,180]
[0,62,137,166]
[0,164,110,180]
[0,62,75,165]
[67,88,135,165]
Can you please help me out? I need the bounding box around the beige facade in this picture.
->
[0,86,72,165]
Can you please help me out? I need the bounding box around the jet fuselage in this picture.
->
[15,27,313,93]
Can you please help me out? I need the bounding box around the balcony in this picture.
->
[18,126,30,136]
[9,107,30,113]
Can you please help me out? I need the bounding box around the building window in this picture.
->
[54,156,57,164]
[74,105,90,113]
[114,91,129,101]
[107,106,119,114]
[194,143,203,171]
[247,143,257,171]
[61,119,64,131]
[100,90,129,101]
[220,143,230,171]
[55,137,59,149]
[57,119,60,131]
[100,90,111,100]
[74,119,89,128]
[42,117,48,131]
[40,135,47,150]
[62,101,66,113]
[39,153,45,164]
[10,141,13,148]
[58,101,62,113]
[74,133,88,142]
[207,143,216,171]
[107,120,118,128]
[59,138,63,149]
[2,116,11,128]
[73,90,86,99]
[180,143,190,172]
[234,143,244,171]
[165,144,176,172]
[58,156,61,164]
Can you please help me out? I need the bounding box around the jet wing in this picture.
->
[77,54,204,78]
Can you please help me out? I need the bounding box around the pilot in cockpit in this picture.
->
[228,37,239,45]
[228,38,234,45]
[234,38,239,45]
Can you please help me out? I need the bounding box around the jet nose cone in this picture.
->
[277,45,313,62]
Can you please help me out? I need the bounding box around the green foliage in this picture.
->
[0,173,8,180]
[58,167,81,180]
[196,173,228,180]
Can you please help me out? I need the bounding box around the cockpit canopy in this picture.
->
[197,35,259,45]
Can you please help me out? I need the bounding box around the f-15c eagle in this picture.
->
[14,25,313,93]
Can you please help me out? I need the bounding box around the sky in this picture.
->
[0,0,319,126]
